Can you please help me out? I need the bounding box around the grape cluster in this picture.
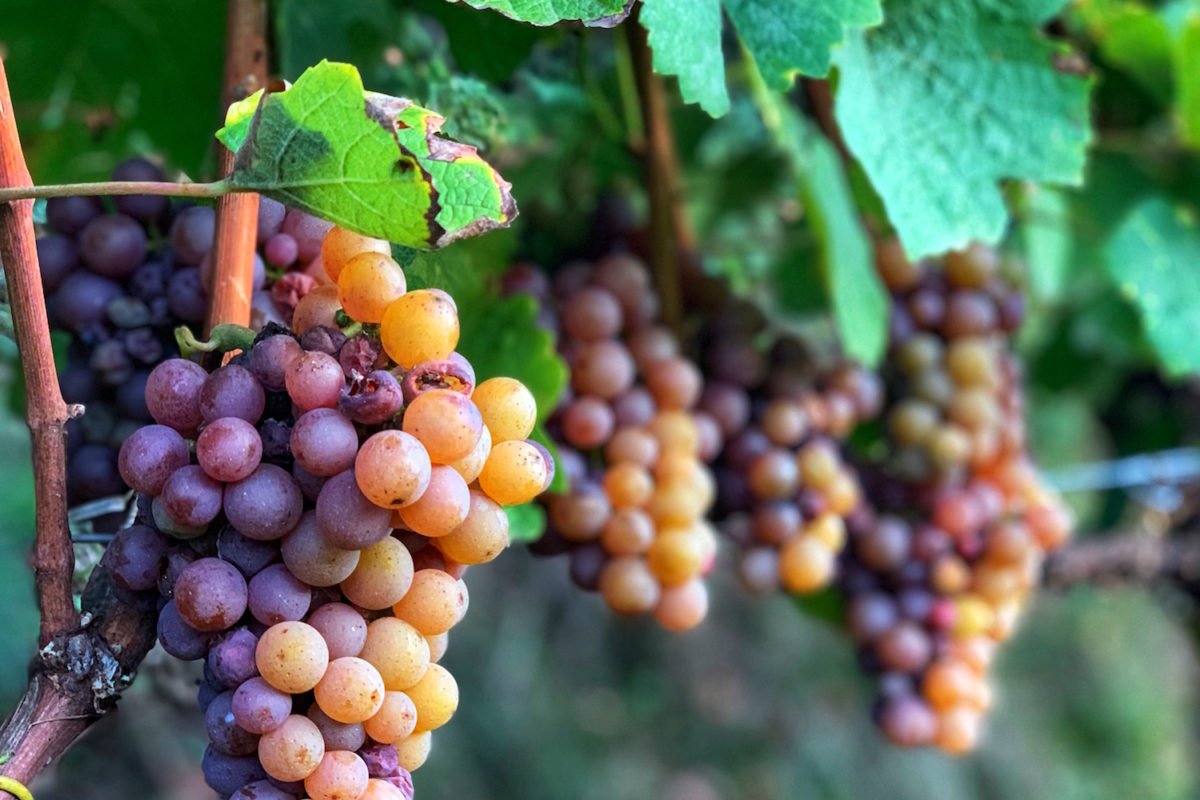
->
[40,159,194,512]
[841,241,1072,753]
[105,224,548,799]
[695,301,884,598]
[509,255,717,631]
[39,158,334,518]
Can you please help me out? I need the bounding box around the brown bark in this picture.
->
[205,0,269,333]
[625,12,687,333]
[0,57,78,649]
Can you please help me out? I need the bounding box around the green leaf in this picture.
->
[414,0,546,82]
[505,502,547,543]
[640,0,730,117]
[834,0,1093,259]
[725,0,883,88]
[1016,184,1072,302]
[450,0,631,26]
[791,586,845,628]
[1071,0,1172,103]
[1166,3,1200,147]
[3,0,225,181]
[754,74,887,366]
[1104,198,1200,377]
[216,61,516,248]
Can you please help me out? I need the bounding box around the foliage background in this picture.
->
[2,0,1200,798]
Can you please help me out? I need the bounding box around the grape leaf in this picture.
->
[1166,3,1200,148]
[834,0,1093,259]
[725,0,883,89]
[640,0,730,117]
[1015,184,1072,302]
[641,0,882,117]
[459,293,568,425]
[505,502,548,543]
[449,0,631,26]
[1104,198,1200,377]
[767,95,887,366]
[1070,0,1172,103]
[216,61,516,249]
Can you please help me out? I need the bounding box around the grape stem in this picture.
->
[205,0,269,334]
[0,58,78,647]
[0,179,231,203]
[1043,532,1200,590]
[625,10,687,335]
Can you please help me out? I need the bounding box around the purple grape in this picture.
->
[281,209,333,262]
[337,335,379,378]
[173,557,249,632]
[46,195,103,235]
[89,339,134,385]
[198,678,222,712]
[68,444,124,501]
[171,206,216,265]
[209,627,260,688]
[200,364,267,424]
[231,780,298,800]
[291,461,327,502]
[358,742,399,778]
[111,157,170,221]
[79,214,147,279]
[256,198,287,245]
[36,234,79,292]
[258,419,293,464]
[264,232,299,267]
[157,545,197,596]
[383,768,415,799]
[339,370,403,425]
[306,705,365,752]
[217,528,279,578]
[59,362,98,404]
[290,408,358,477]
[122,328,163,366]
[232,677,292,735]
[223,463,304,541]
[113,377,153,425]
[196,417,263,482]
[157,599,210,660]
[249,334,303,392]
[146,358,207,434]
[247,564,311,625]
[206,690,260,756]
[201,744,268,795]
[299,325,346,356]
[502,263,550,299]
[102,525,168,592]
[315,469,393,550]
[117,424,189,494]
[160,465,225,528]
[54,272,124,332]
[129,259,172,302]
[167,266,208,323]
